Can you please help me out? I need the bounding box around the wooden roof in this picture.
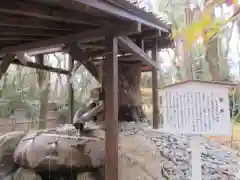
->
[0,0,172,72]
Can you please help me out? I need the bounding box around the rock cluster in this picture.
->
[1,122,240,180]
[120,122,240,180]
[147,132,240,180]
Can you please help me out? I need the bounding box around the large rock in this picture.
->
[118,122,163,180]
[13,124,105,171]
[0,131,26,161]
[14,168,41,180]
[0,131,26,179]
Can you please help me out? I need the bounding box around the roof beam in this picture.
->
[0,36,42,41]
[11,59,69,75]
[0,26,68,37]
[118,36,158,69]
[132,29,162,39]
[26,46,64,56]
[47,0,168,32]
[0,1,104,26]
[0,40,34,47]
[0,54,68,75]
[77,43,105,50]
[0,15,82,31]
[90,55,139,64]
[113,0,169,31]
[0,23,141,56]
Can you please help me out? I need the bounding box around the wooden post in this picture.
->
[68,54,74,123]
[152,40,160,129]
[36,54,48,129]
[104,36,119,180]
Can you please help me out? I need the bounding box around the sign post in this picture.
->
[191,136,202,180]
[159,80,235,180]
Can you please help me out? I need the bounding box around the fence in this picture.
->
[0,118,57,134]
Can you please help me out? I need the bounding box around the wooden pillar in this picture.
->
[68,54,74,123]
[152,40,160,129]
[103,36,119,180]
[36,54,48,129]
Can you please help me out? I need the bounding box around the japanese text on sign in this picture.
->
[161,84,231,135]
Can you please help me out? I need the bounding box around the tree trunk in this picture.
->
[118,62,145,122]
[181,4,195,80]
[204,0,225,81]
[36,55,49,129]
[100,61,145,122]
[205,38,222,81]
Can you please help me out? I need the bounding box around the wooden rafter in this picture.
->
[78,43,105,50]
[0,28,104,54]
[53,0,168,32]
[0,40,35,47]
[0,26,68,37]
[0,1,105,26]
[0,23,141,56]
[134,29,162,39]
[14,60,69,75]
[0,36,42,41]
[0,15,85,31]
[118,36,158,69]
[0,58,69,75]
[26,46,64,56]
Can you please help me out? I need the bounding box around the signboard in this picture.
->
[159,80,235,180]
[160,81,233,136]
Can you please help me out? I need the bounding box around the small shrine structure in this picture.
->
[0,1,172,179]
